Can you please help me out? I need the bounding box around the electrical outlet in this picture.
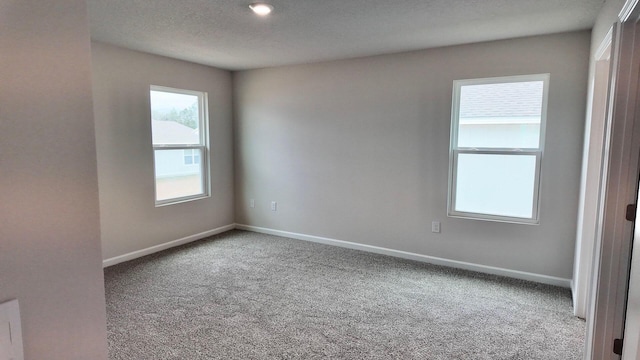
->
[431,221,441,233]
[271,201,277,211]
[250,199,255,208]
[0,299,24,360]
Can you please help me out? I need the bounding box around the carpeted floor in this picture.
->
[104,230,585,359]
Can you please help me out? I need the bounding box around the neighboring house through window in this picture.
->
[150,86,209,205]
[448,74,549,224]
[183,149,200,165]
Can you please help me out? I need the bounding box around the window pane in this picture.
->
[150,90,200,145]
[183,149,193,165]
[458,81,543,149]
[155,149,203,201]
[455,153,537,219]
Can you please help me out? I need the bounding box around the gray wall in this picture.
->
[0,1,108,359]
[234,31,590,279]
[91,42,235,260]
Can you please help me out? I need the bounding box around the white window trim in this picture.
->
[447,73,550,224]
[150,85,211,207]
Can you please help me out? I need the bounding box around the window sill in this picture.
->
[155,194,210,207]
[447,211,539,225]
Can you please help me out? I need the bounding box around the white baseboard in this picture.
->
[235,224,572,288]
[102,224,235,268]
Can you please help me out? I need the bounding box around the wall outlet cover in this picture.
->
[431,221,441,233]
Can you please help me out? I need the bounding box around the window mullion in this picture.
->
[456,149,541,156]
[153,145,201,150]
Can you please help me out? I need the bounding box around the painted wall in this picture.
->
[0,1,108,359]
[91,42,234,260]
[234,31,590,280]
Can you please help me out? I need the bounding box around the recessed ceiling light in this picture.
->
[249,3,274,16]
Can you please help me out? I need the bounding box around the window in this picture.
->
[448,74,549,224]
[150,86,209,205]
[183,149,200,165]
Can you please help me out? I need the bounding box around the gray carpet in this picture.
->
[105,230,585,359]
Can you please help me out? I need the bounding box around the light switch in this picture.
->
[0,299,24,360]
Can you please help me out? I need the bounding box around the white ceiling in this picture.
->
[87,0,604,71]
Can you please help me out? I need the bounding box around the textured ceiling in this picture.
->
[88,0,604,70]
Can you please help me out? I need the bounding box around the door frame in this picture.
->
[586,2,640,358]
[573,28,613,319]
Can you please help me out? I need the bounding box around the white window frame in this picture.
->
[150,85,210,206]
[447,74,550,224]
